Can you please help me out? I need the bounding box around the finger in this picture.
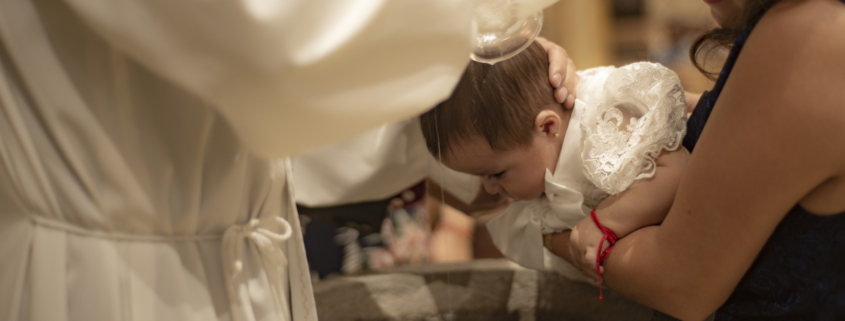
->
[568,239,588,273]
[562,59,579,93]
[548,49,566,89]
[582,265,599,281]
[567,239,581,265]
[555,87,569,105]
[555,59,581,109]
[535,36,551,50]
[564,94,576,110]
[538,39,569,89]
[584,248,596,268]
[583,248,600,279]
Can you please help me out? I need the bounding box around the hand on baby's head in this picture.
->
[420,41,574,201]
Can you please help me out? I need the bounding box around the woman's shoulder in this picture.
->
[736,0,845,113]
[751,0,845,60]
[721,0,845,183]
[757,0,845,209]
[767,0,845,21]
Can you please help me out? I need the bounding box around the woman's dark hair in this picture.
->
[419,41,559,158]
[690,0,784,79]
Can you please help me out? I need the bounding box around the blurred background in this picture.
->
[542,0,721,93]
[299,0,725,282]
[541,0,716,93]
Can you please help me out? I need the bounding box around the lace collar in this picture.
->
[484,99,594,270]
[543,98,589,203]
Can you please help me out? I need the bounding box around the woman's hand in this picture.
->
[536,37,579,109]
[568,215,608,281]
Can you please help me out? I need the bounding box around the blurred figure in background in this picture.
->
[292,119,482,278]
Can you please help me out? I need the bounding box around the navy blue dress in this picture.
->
[682,3,845,320]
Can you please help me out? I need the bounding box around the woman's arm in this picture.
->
[567,148,689,275]
[597,148,689,237]
[586,2,845,319]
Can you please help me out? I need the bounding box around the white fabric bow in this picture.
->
[486,170,590,270]
[222,216,293,321]
[486,99,592,270]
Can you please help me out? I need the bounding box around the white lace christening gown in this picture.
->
[487,62,688,272]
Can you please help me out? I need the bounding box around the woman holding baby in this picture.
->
[547,0,845,319]
[0,0,841,320]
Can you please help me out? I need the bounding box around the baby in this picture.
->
[419,42,689,281]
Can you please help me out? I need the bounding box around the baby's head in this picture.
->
[420,42,570,201]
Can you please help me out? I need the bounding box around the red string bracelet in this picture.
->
[590,209,618,300]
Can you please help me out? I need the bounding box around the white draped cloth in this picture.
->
[0,0,492,320]
[487,63,688,270]
[292,119,481,208]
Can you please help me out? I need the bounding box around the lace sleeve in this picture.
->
[580,62,687,195]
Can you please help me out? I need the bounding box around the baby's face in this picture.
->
[442,134,560,201]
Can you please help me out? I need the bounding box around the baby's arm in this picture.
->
[568,147,689,273]
[597,147,689,237]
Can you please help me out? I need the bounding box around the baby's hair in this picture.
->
[419,41,559,158]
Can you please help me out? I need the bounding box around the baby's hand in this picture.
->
[568,215,611,281]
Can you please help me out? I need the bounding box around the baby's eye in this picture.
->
[488,171,505,180]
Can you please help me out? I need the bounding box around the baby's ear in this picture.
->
[534,110,562,137]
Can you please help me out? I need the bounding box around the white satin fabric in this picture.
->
[0,1,319,320]
[487,63,687,270]
[0,0,491,320]
[58,0,477,159]
[292,119,480,207]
